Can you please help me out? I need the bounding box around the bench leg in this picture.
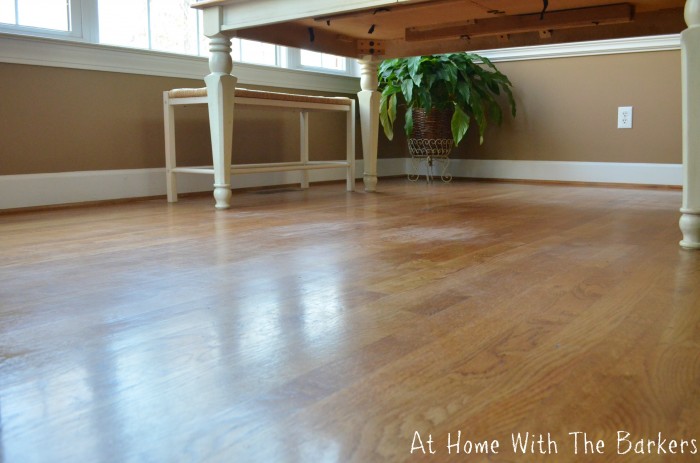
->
[163,92,178,202]
[300,111,310,189]
[347,102,356,191]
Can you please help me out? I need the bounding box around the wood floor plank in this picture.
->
[1,179,698,463]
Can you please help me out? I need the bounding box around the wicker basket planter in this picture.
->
[408,108,454,183]
[411,107,454,140]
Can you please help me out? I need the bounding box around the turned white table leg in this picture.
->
[205,34,237,209]
[680,0,700,248]
[358,57,380,192]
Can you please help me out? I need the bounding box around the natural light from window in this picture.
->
[98,0,200,54]
[234,40,278,66]
[300,50,346,72]
[98,0,149,49]
[1,0,70,30]
[1,0,356,76]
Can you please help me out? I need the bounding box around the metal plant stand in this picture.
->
[407,138,453,183]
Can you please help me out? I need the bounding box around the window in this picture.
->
[0,0,357,76]
[98,0,148,49]
[0,0,82,38]
[232,39,281,67]
[0,0,69,30]
[300,50,346,72]
[97,0,199,55]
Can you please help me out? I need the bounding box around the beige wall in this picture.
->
[381,50,682,164]
[0,49,682,177]
[453,50,682,163]
[0,62,367,176]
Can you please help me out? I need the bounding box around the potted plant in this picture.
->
[377,52,516,147]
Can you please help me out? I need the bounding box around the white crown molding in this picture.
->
[0,160,680,210]
[0,32,360,94]
[476,34,681,62]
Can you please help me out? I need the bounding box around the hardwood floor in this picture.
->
[0,179,698,463]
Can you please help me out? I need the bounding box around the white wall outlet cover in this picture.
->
[618,106,633,129]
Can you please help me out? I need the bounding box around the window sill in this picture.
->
[0,32,361,94]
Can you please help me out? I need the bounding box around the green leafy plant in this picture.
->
[378,52,516,146]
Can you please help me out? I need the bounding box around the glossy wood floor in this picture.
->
[1,179,698,463]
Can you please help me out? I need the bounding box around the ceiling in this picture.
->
[234,0,687,58]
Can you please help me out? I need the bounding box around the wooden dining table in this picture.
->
[190,0,699,249]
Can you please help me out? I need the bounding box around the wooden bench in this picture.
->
[163,87,356,203]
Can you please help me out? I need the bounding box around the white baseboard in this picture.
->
[0,159,681,210]
[0,168,166,210]
[448,159,682,186]
[0,158,408,210]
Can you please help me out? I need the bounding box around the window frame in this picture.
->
[0,0,358,77]
[0,0,89,41]
[289,47,360,76]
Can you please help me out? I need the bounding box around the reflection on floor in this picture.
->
[1,179,698,462]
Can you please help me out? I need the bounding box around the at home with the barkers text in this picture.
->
[411,430,699,456]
